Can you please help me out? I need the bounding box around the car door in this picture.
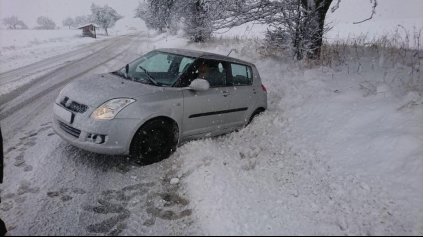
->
[224,63,259,127]
[181,59,232,137]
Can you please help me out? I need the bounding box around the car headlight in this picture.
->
[91,98,136,120]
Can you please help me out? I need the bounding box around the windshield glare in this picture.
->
[119,51,195,87]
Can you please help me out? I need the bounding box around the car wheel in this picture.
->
[247,108,265,126]
[130,118,178,164]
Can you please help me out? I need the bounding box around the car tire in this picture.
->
[247,108,265,126]
[130,118,178,164]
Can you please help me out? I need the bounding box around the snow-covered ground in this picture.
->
[0,29,138,74]
[0,29,87,48]
[0,26,422,235]
[0,29,143,97]
[0,32,202,236]
[140,33,423,235]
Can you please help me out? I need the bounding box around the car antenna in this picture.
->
[227,49,235,57]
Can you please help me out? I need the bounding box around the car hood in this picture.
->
[58,73,164,107]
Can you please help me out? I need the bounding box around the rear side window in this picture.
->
[231,64,253,86]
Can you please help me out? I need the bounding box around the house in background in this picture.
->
[78,24,99,38]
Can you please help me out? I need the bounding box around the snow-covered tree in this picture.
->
[135,0,230,40]
[90,4,123,36]
[182,0,215,42]
[73,15,91,28]
[217,0,378,59]
[62,17,74,29]
[135,1,162,32]
[259,0,333,60]
[36,16,56,30]
[135,0,178,33]
[296,0,377,58]
[2,16,28,29]
[178,0,240,42]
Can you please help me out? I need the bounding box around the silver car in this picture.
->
[53,48,267,162]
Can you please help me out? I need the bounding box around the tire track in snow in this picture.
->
[0,34,132,82]
[0,34,143,121]
[0,34,135,107]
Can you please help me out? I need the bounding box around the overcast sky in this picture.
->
[0,0,422,31]
[0,0,141,28]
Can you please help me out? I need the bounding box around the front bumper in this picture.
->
[53,106,141,155]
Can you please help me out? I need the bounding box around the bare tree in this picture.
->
[91,4,123,36]
[2,16,28,29]
[62,17,75,29]
[36,16,56,30]
[353,0,378,24]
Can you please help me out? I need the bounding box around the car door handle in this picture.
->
[253,89,257,94]
[222,91,230,97]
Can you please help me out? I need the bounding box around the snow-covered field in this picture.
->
[0,29,86,48]
[0,26,422,235]
[0,29,138,74]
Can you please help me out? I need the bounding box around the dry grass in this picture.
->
[316,27,423,94]
[190,27,423,94]
[188,35,291,61]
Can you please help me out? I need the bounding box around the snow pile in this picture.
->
[151,35,423,235]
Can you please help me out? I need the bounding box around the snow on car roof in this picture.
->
[156,48,255,66]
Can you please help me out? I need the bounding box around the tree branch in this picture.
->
[331,0,341,13]
[353,0,378,24]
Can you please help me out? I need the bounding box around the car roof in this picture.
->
[156,48,255,67]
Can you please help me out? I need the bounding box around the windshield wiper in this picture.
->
[115,70,152,85]
[112,70,128,79]
[138,66,159,86]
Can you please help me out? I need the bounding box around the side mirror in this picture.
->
[189,79,210,91]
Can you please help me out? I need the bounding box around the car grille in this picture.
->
[59,121,81,138]
[60,97,89,114]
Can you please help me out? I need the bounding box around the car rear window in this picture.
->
[231,64,253,86]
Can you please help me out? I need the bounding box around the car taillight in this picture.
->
[262,85,267,92]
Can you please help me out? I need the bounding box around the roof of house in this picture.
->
[156,48,254,67]
[78,23,100,29]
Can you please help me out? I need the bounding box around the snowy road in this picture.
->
[0,32,196,236]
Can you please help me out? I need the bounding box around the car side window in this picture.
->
[195,60,227,88]
[231,64,253,86]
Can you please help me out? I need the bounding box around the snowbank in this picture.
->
[141,33,423,235]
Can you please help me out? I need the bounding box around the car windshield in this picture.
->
[116,51,195,87]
